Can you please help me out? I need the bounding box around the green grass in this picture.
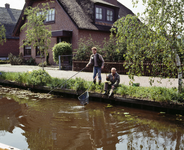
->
[0,71,183,103]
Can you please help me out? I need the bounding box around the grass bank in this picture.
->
[0,70,183,103]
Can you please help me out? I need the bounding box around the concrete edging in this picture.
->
[0,79,184,115]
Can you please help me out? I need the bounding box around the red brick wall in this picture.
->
[78,30,110,49]
[19,0,79,65]
[19,0,111,65]
[0,39,19,57]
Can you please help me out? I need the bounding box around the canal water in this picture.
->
[0,87,184,150]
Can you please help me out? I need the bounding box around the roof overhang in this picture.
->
[52,30,73,37]
[93,0,119,8]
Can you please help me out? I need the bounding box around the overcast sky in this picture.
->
[0,0,145,16]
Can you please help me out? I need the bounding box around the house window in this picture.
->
[107,9,113,22]
[95,5,114,23]
[36,46,45,57]
[96,7,102,20]
[37,8,55,23]
[57,37,71,43]
[24,45,31,56]
[46,9,55,22]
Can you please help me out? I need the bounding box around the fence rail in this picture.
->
[72,61,179,77]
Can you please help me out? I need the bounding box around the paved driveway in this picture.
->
[0,64,180,88]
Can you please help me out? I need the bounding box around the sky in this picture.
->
[0,0,145,15]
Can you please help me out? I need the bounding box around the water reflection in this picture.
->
[0,92,184,150]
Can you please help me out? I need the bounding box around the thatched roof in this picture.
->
[0,5,21,39]
[57,0,134,30]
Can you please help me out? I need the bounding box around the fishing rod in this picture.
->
[48,66,87,94]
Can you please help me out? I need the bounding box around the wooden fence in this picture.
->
[72,61,178,77]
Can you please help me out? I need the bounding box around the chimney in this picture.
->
[5,3,10,8]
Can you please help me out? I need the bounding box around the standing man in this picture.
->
[103,67,120,97]
[86,47,104,85]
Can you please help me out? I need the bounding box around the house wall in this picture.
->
[78,29,110,50]
[19,0,79,65]
[0,39,19,58]
[19,0,112,65]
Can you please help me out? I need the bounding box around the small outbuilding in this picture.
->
[0,4,21,59]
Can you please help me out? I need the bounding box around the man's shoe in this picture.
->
[93,80,96,84]
[108,89,114,97]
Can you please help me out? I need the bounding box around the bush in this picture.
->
[25,57,37,65]
[28,69,51,86]
[52,42,72,64]
[38,61,48,67]
[73,36,101,61]
[72,77,87,91]
[8,53,24,65]
[0,60,10,64]
[100,37,126,62]
[73,36,126,62]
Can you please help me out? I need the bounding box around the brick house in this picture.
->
[0,4,21,59]
[13,0,134,64]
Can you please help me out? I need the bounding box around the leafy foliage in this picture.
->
[8,53,37,65]
[72,77,88,91]
[20,2,53,69]
[38,61,48,67]
[112,0,184,90]
[8,53,24,65]
[0,24,6,45]
[73,36,101,61]
[28,69,51,86]
[101,36,126,62]
[0,60,10,64]
[25,57,37,65]
[1,71,184,103]
[52,42,72,63]
[73,36,126,62]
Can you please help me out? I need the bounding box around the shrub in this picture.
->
[73,36,101,61]
[8,53,24,65]
[100,37,126,62]
[28,69,51,86]
[52,42,72,64]
[25,57,37,65]
[0,60,10,64]
[38,61,48,67]
[72,77,87,91]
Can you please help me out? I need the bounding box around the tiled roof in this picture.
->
[0,6,21,39]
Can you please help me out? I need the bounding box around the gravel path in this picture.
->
[0,64,180,88]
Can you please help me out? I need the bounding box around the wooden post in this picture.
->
[59,55,61,70]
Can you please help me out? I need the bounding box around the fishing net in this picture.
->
[78,91,89,105]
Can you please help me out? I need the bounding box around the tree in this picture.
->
[111,0,184,92]
[0,24,6,45]
[21,2,53,70]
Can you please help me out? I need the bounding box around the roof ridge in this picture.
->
[6,8,16,22]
